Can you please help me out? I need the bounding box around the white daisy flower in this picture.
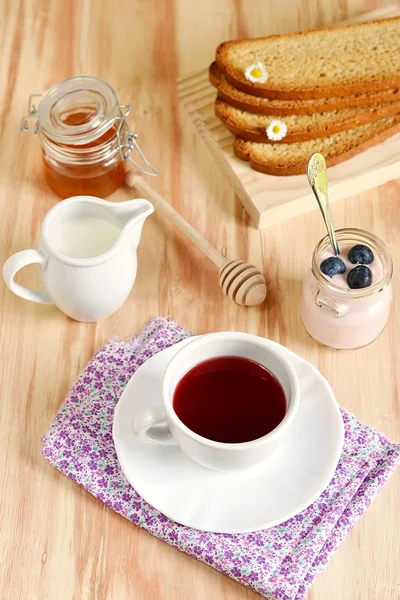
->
[244,62,268,83]
[266,120,287,141]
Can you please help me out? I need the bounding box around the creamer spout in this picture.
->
[113,198,154,249]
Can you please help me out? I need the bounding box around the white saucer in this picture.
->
[113,335,344,533]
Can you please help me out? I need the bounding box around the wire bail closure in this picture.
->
[20,94,43,133]
[20,96,158,177]
[116,104,158,177]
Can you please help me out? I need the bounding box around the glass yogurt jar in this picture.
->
[300,228,393,350]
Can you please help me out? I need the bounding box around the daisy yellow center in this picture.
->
[272,125,281,134]
[250,67,262,78]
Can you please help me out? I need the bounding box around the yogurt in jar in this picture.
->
[300,228,393,350]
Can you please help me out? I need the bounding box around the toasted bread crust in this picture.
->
[215,98,400,143]
[233,120,400,175]
[216,17,400,100]
[222,69,400,101]
[209,62,400,116]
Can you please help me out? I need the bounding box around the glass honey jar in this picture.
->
[21,76,157,198]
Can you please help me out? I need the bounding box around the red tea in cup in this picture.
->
[172,356,286,444]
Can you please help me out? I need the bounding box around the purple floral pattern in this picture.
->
[41,317,400,600]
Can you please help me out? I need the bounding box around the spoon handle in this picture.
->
[307,153,340,256]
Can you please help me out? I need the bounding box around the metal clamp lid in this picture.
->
[21,86,158,177]
[21,94,43,134]
[115,105,158,176]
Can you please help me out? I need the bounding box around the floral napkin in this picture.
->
[41,317,400,600]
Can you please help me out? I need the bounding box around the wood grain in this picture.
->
[0,1,399,599]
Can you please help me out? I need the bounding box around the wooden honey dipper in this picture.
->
[125,173,267,306]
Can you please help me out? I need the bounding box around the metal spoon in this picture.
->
[307,153,340,256]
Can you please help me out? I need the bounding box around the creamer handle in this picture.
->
[3,249,52,304]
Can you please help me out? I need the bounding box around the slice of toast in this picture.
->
[209,62,400,116]
[233,115,400,175]
[215,98,400,143]
[216,17,400,99]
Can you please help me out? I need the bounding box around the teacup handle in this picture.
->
[3,249,52,304]
[132,405,176,444]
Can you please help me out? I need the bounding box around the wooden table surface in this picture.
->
[1,1,399,598]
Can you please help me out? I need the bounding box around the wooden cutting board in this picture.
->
[177,5,400,229]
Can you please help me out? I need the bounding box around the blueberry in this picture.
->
[348,244,374,265]
[320,256,346,278]
[347,265,372,289]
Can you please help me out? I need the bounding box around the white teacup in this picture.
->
[132,332,300,472]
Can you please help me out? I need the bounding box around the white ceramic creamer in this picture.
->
[3,196,154,322]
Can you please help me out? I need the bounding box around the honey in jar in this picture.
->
[21,76,157,198]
